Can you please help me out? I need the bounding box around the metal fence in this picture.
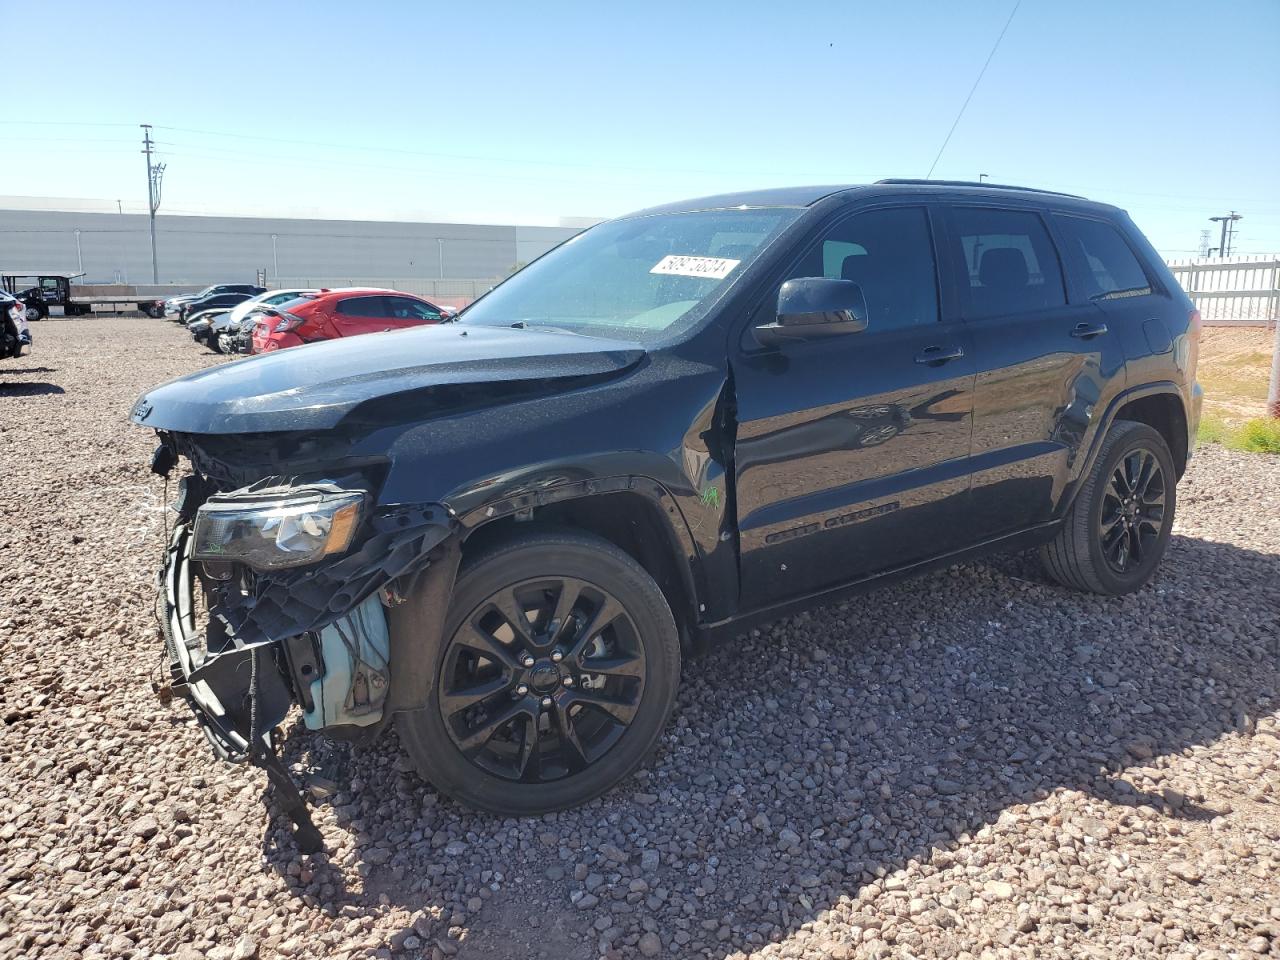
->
[1165,256,1280,327]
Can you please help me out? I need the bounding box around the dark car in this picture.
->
[157,284,264,319]
[131,180,1201,846]
[176,286,266,322]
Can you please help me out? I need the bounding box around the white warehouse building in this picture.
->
[0,200,592,305]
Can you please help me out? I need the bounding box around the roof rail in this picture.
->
[875,178,1085,199]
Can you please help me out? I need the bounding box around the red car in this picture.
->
[251,288,448,353]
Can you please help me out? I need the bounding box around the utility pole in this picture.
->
[141,124,166,283]
[1209,211,1242,260]
[116,199,128,284]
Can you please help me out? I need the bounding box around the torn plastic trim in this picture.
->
[209,501,456,649]
[159,520,290,762]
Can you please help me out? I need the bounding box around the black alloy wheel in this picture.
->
[438,576,645,783]
[1098,447,1166,574]
[1039,420,1177,596]
[398,531,680,815]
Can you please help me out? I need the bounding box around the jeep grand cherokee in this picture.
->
[131,180,1201,849]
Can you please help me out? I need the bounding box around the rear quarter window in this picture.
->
[1053,215,1153,301]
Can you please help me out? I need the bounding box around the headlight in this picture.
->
[192,489,364,570]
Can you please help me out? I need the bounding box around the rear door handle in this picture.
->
[1070,322,1108,339]
[914,344,965,365]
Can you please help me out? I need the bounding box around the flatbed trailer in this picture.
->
[1,274,185,318]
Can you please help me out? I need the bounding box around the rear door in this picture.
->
[941,204,1127,538]
[329,295,393,337]
[731,204,977,609]
[1049,212,1173,386]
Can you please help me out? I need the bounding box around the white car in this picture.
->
[226,288,320,329]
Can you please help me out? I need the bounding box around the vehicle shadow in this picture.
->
[257,532,1278,959]
[0,381,65,396]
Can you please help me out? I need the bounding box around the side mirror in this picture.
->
[755,277,868,345]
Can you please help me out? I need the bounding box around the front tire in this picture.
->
[399,531,680,815]
[1039,421,1176,595]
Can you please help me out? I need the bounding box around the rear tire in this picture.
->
[399,531,680,815]
[1039,421,1176,595]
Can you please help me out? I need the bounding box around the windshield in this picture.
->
[461,208,798,341]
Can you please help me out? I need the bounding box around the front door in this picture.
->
[939,205,1129,538]
[731,205,976,610]
[383,295,445,331]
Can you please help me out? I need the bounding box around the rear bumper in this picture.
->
[1187,381,1204,459]
[253,332,303,353]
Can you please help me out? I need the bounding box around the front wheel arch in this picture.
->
[460,487,702,645]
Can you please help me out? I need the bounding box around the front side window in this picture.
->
[1054,215,1152,301]
[784,207,939,332]
[462,208,799,342]
[950,208,1066,319]
[387,297,442,320]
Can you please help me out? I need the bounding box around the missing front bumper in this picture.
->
[156,496,457,851]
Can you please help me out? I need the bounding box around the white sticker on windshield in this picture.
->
[650,255,741,280]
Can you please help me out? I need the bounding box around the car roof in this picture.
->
[624,180,1119,218]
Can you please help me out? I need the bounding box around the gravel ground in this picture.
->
[2,318,1278,960]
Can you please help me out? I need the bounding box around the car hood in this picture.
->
[131,323,646,434]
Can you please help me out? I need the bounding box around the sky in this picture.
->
[3,0,1279,256]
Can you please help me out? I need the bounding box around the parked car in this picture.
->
[177,286,266,322]
[187,311,230,350]
[209,288,320,353]
[250,288,446,352]
[155,284,263,319]
[132,180,1201,844]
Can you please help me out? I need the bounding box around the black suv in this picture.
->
[133,180,1201,845]
[176,285,266,322]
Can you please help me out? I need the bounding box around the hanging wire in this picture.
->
[925,0,1022,179]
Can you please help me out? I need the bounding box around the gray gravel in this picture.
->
[2,318,1279,960]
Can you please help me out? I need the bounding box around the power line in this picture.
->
[925,0,1022,179]
[0,120,136,128]
[153,124,810,181]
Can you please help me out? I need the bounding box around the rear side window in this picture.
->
[1054,216,1152,301]
[335,296,387,317]
[950,208,1066,319]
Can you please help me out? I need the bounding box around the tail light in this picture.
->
[273,311,305,333]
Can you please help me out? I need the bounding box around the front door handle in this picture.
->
[914,344,965,365]
[1070,322,1108,339]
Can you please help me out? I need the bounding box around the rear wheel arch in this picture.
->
[1114,391,1189,477]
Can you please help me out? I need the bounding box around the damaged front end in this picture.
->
[152,435,456,851]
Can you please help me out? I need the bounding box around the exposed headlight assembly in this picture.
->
[192,486,364,570]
